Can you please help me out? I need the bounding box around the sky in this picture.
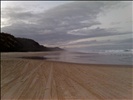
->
[1,1,133,52]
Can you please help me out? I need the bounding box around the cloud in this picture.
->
[62,33,133,51]
[1,1,132,50]
[1,7,42,27]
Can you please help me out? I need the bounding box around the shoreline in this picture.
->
[3,55,132,67]
[1,52,133,99]
[1,51,133,66]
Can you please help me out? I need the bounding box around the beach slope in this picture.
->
[1,52,133,100]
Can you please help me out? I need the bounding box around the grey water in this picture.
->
[44,50,133,65]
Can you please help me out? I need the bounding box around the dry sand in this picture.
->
[1,52,133,100]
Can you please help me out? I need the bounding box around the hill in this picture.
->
[0,32,63,52]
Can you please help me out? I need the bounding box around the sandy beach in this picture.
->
[1,52,133,100]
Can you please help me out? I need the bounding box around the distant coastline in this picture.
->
[0,32,64,52]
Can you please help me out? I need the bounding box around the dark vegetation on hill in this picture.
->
[0,32,63,52]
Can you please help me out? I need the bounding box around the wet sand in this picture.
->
[1,52,133,100]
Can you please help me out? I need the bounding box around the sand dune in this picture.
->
[1,52,133,100]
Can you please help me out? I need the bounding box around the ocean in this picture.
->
[44,49,133,65]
